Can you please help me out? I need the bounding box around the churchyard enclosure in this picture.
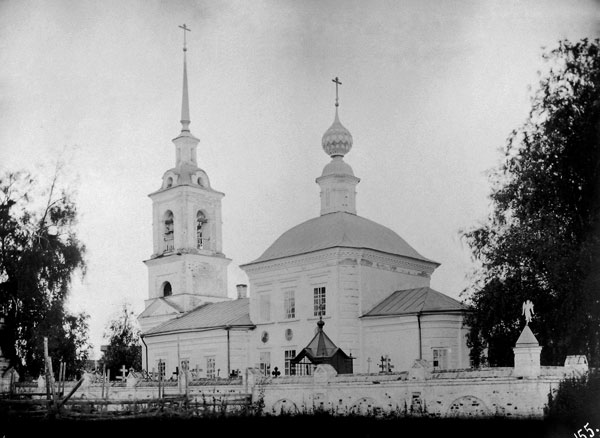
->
[1,355,588,420]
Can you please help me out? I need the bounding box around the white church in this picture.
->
[138,34,470,380]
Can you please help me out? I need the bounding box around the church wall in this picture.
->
[419,314,470,370]
[244,249,441,376]
[361,314,470,373]
[144,329,251,378]
[361,316,420,373]
[337,264,361,367]
[358,261,431,315]
[246,255,359,376]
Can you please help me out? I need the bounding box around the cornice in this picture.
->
[242,247,437,277]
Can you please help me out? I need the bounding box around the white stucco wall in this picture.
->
[243,247,459,376]
[143,329,251,377]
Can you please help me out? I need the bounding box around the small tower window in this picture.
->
[163,210,174,252]
[197,177,203,187]
[166,177,173,188]
[196,211,208,249]
[162,281,172,297]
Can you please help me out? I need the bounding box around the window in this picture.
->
[166,177,173,188]
[284,290,295,319]
[259,352,271,377]
[157,359,166,378]
[206,356,216,378]
[163,210,174,252]
[196,211,208,249]
[285,328,293,341]
[284,350,296,376]
[260,294,271,322]
[432,348,449,370]
[261,331,269,343]
[313,287,326,316]
[162,281,172,297]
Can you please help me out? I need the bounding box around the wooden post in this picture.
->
[58,362,62,396]
[62,362,66,395]
[101,364,105,399]
[106,369,110,400]
[158,360,163,399]
[57,377,84,409]
[59,362,65,396]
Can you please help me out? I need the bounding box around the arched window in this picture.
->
[166,177,173,188]
[163,210,174,252]
[162,282,172,297]
[196,211,208,249]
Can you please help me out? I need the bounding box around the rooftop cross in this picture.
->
[332,76,342,107]
[179,24,191,52]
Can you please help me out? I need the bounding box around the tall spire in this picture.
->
[179,24,191,133]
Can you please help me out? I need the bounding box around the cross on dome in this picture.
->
[322,76,353,157]
[332,76,342,107]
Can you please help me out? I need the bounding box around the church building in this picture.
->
[138,31,470,379]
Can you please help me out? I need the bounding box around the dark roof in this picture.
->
[292,320,351,363]
[242,212,438,266]
[144,298,254,336]
[363,287,466,317]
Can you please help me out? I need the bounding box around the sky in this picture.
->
[1,0,599,358]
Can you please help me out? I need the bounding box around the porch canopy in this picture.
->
[291,318,353,374]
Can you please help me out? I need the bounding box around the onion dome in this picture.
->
[322,108,353,157]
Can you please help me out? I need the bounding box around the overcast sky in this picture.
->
[1,0,599,358]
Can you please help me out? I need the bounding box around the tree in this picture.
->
[462,39,600,367]
[0,166,89,378]
[102,304,142,379]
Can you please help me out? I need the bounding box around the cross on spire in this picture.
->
[179,24,191,52]
[332,76,342,107]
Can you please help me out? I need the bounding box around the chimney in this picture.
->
[236,284,248,299]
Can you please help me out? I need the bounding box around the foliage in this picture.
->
[0,167,88,378]
[102,304,142,379]
[545,369,600,427]
[462,39,600,366]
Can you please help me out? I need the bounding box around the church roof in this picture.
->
[138,297,185,318]
[363,287,467,317]
[144,298,254,336]
[243,211,437,266]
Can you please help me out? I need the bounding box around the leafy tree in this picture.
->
[102,304,142,379]
[0,166,89,378]
[462,39,600,367]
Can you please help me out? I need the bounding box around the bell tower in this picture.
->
[140,25,230,333]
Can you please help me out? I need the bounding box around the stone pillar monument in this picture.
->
[513,301,542,378]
